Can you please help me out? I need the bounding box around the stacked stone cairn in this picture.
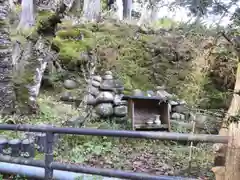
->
[85,71,128,120]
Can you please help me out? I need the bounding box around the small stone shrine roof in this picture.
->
[122,95,167,101]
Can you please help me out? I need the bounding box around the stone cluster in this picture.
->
[61,78,187,122]
[169,100,187,120]
[132,86,173,100]
[84,71,128,119]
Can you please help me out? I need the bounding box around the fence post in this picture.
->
[44,132,54,179]
[224,122,240,180]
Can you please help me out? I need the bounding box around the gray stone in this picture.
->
[100,79,124,92]
[60,91,72,101]
[105,71,113,75]
[84,94,96,105]
[88,86,99,96]
[114,105,128,117]
[91,80,101,87]
[103,74,113,80]
[96,91,114,103]
[171,112,181,119]
[172,105,186,113]
[132,89,144,96]
[100,80,115,91]
[179,114,185,120]
[95,103,113,117]
[92,75,102,82]
[63,79,77,89]
[113,94,124,105]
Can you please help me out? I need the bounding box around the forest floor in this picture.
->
[0,92,215,179]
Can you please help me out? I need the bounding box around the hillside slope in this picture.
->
[52,20,236,109]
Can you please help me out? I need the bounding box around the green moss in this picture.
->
[13,63,37,112]
[56,28,93,39]
[53,37,94,65]
[54,25,95,66]
[37,10,55,22]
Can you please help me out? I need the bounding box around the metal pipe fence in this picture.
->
[0,124,229,180]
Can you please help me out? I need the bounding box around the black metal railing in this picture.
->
[0,124,229,180]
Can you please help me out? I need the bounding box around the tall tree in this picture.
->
[137,0,150,26]
[17,0,35,32]
[116,0,123,20]
[123,0,132,19]
[83,0,101,21]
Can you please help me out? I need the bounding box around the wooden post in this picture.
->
[212,122,240,180]
[127,99,134,130]
[212,166,225,180]
[212,62,240,180]
[224,122,240,180]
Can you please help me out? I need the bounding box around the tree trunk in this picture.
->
[116,0,123,20]
[83,0,101,21]
[225,122,240,180]
[69,0,82,14]
[14,2,67,114]
[17,0,35,32]
[137,1,150,26]
[150,4,158,23]
[123,0,132,19]
[212,51,240,179]
[0,0,16,114]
